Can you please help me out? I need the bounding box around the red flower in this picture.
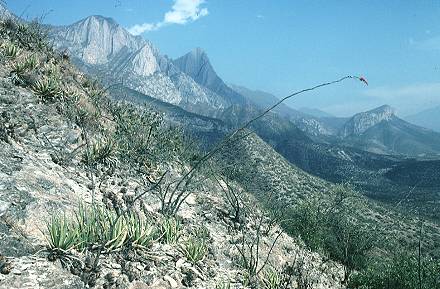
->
[359,76,368,86]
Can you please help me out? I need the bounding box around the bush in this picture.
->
[349,252,440,289]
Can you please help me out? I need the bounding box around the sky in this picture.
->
[6,0,440,117]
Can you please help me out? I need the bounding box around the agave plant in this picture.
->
[4,42,19,59]
[83,136,118,168]
[104,213,128,252]
[215,280,232,289]
[46,214,78,252]
[127,213,157,249]
[74,204,108,250]
[260,268,281,289]
[23,54,38,70]
[180,237,207,265]
[32,77,62,101]
[10,62,27,85]
[160,218,182,244]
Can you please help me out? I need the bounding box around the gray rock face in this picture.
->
[173,48,247,105]
[50,17,235,118]
[52,15,144,65]
[340,105,396,137]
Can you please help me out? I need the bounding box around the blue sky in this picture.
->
[7,0,440,116]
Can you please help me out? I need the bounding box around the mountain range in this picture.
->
[47,15,440,210]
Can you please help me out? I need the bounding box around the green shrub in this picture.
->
[349,252,440,289]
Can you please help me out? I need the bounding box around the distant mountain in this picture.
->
[340,105,395,137]
[173,48,247,106]
[50,16,240,118]
[228,84,304,118]
[405,106,440,132]
[229,84,343,137]
[299,107,334,118]
[339,105,440,156]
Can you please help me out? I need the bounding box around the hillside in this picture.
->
[0,14,348,289]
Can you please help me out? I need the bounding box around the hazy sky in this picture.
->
[7,0,440,117]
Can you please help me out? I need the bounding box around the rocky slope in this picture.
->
[0,14,347,289]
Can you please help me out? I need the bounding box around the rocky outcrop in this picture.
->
[173,48,247,105]
[339,105,396,137]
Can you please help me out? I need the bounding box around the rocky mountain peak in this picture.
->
[52,15,145,65]
[173,47,217,87]
[340,105,396,137]
[174,48,248,105]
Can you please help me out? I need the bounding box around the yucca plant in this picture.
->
[127,213,157,249]
[160,218,181,244]
[32,77,62,101]
[260,268,281,289]
[46,214,78,252]
[4,42,19,59]
[180,237,207,265]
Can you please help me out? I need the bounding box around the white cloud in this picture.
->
[128,23,158,35]
[164,0,208,24]
[127,0,208,35]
